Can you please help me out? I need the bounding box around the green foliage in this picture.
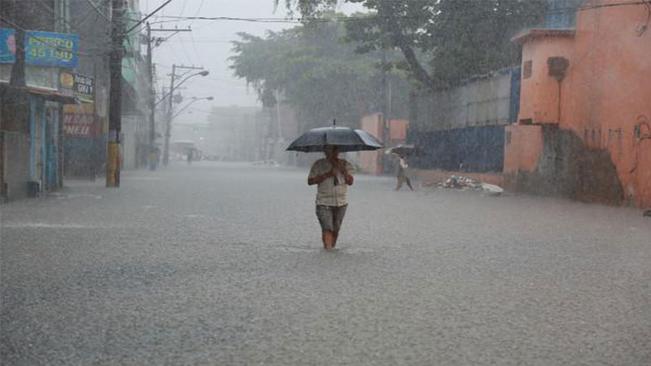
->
[427,0,546,88]
[230,19,407,130]
[279,0,547,90]
[274,0,339,16]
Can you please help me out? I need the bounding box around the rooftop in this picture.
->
[512,28,576,44]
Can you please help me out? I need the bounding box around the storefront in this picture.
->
[0,28,78,199]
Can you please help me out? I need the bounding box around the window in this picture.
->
[523,60,533,79]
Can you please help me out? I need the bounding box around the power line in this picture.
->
[151,1,649,24]
[83,0,112,23]
[125,0,173,34]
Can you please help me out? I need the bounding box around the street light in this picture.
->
[172,96,214,119]
[163,67,210,166]
[155,70,210,106]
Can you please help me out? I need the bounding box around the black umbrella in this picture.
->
[286,123,383,153]
[385,144,421,156]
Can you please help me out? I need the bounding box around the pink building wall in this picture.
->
[505,0,651,207]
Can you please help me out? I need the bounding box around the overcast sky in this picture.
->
[141,0,365,123]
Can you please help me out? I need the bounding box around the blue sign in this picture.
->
[25,31,79,68]
[0,28,16,64]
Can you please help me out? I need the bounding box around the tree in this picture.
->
[277,0,547,90]
[230,19,409,130]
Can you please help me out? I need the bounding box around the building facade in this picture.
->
[0,0,78,199]
[505,0,651,207]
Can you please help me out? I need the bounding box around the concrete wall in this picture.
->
[388,119,409,142]
[414,68,518,132]
[517,31,575,124]
[568,0,651,207]
[504,125,544,174]
[411,126,506,173]
[358,113,383,175]
[505,125,625,204]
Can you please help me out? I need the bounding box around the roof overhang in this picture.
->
[27,87,78,104]
[512,28,576,45]
[0,84,78,104]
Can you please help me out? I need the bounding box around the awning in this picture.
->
[0,84,78,104]
[27,86,78,104]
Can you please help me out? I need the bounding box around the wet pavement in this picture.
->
[1,162,650,365]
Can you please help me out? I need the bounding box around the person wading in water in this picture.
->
[307,146,354,250]
[395,154,414,191]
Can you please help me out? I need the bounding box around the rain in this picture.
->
[1,0,650,365]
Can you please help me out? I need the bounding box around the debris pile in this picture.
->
[439,175,504,196]
[441,175,481,189]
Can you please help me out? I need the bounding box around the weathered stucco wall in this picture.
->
[565,0,651,206]
[517,33,575,124]
[506,0,651,207]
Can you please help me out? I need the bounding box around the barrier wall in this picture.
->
[410,126,505,173]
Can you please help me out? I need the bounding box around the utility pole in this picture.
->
[380,48,390,175]
[3,10,26,201]
[163,64,177,167]
[146,25,191,170]
[107,0,126,187]
[163,64,205,166]
[379,4,391,175]
[105,0,173,180]
[146,22,155,170]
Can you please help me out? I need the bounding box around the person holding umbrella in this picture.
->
[287,121,382,250]
[386,144,419,191]
[307,146,354,250]
[395,154,414,191]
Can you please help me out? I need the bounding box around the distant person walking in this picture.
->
[187,150,193,165]
[308,146,354,250]
[395,155,414,191]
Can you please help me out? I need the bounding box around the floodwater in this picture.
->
[1,162,649,365]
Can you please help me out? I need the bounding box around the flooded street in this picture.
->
[1,163,650,365]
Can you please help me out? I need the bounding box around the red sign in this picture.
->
[64,104,96,137]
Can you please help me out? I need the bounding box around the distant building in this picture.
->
[202,103,299,165]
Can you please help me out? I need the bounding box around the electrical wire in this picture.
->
[83,0,112,23]
[149,2,650,24]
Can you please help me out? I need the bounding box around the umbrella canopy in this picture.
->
[286,126,383,153]
[385,144,420,156]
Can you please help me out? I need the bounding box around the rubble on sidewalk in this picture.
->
[481,183,504,196]
[441,175,481,189]
[439,175,504,196]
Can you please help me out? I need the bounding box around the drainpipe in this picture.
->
[547,57,570,124]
